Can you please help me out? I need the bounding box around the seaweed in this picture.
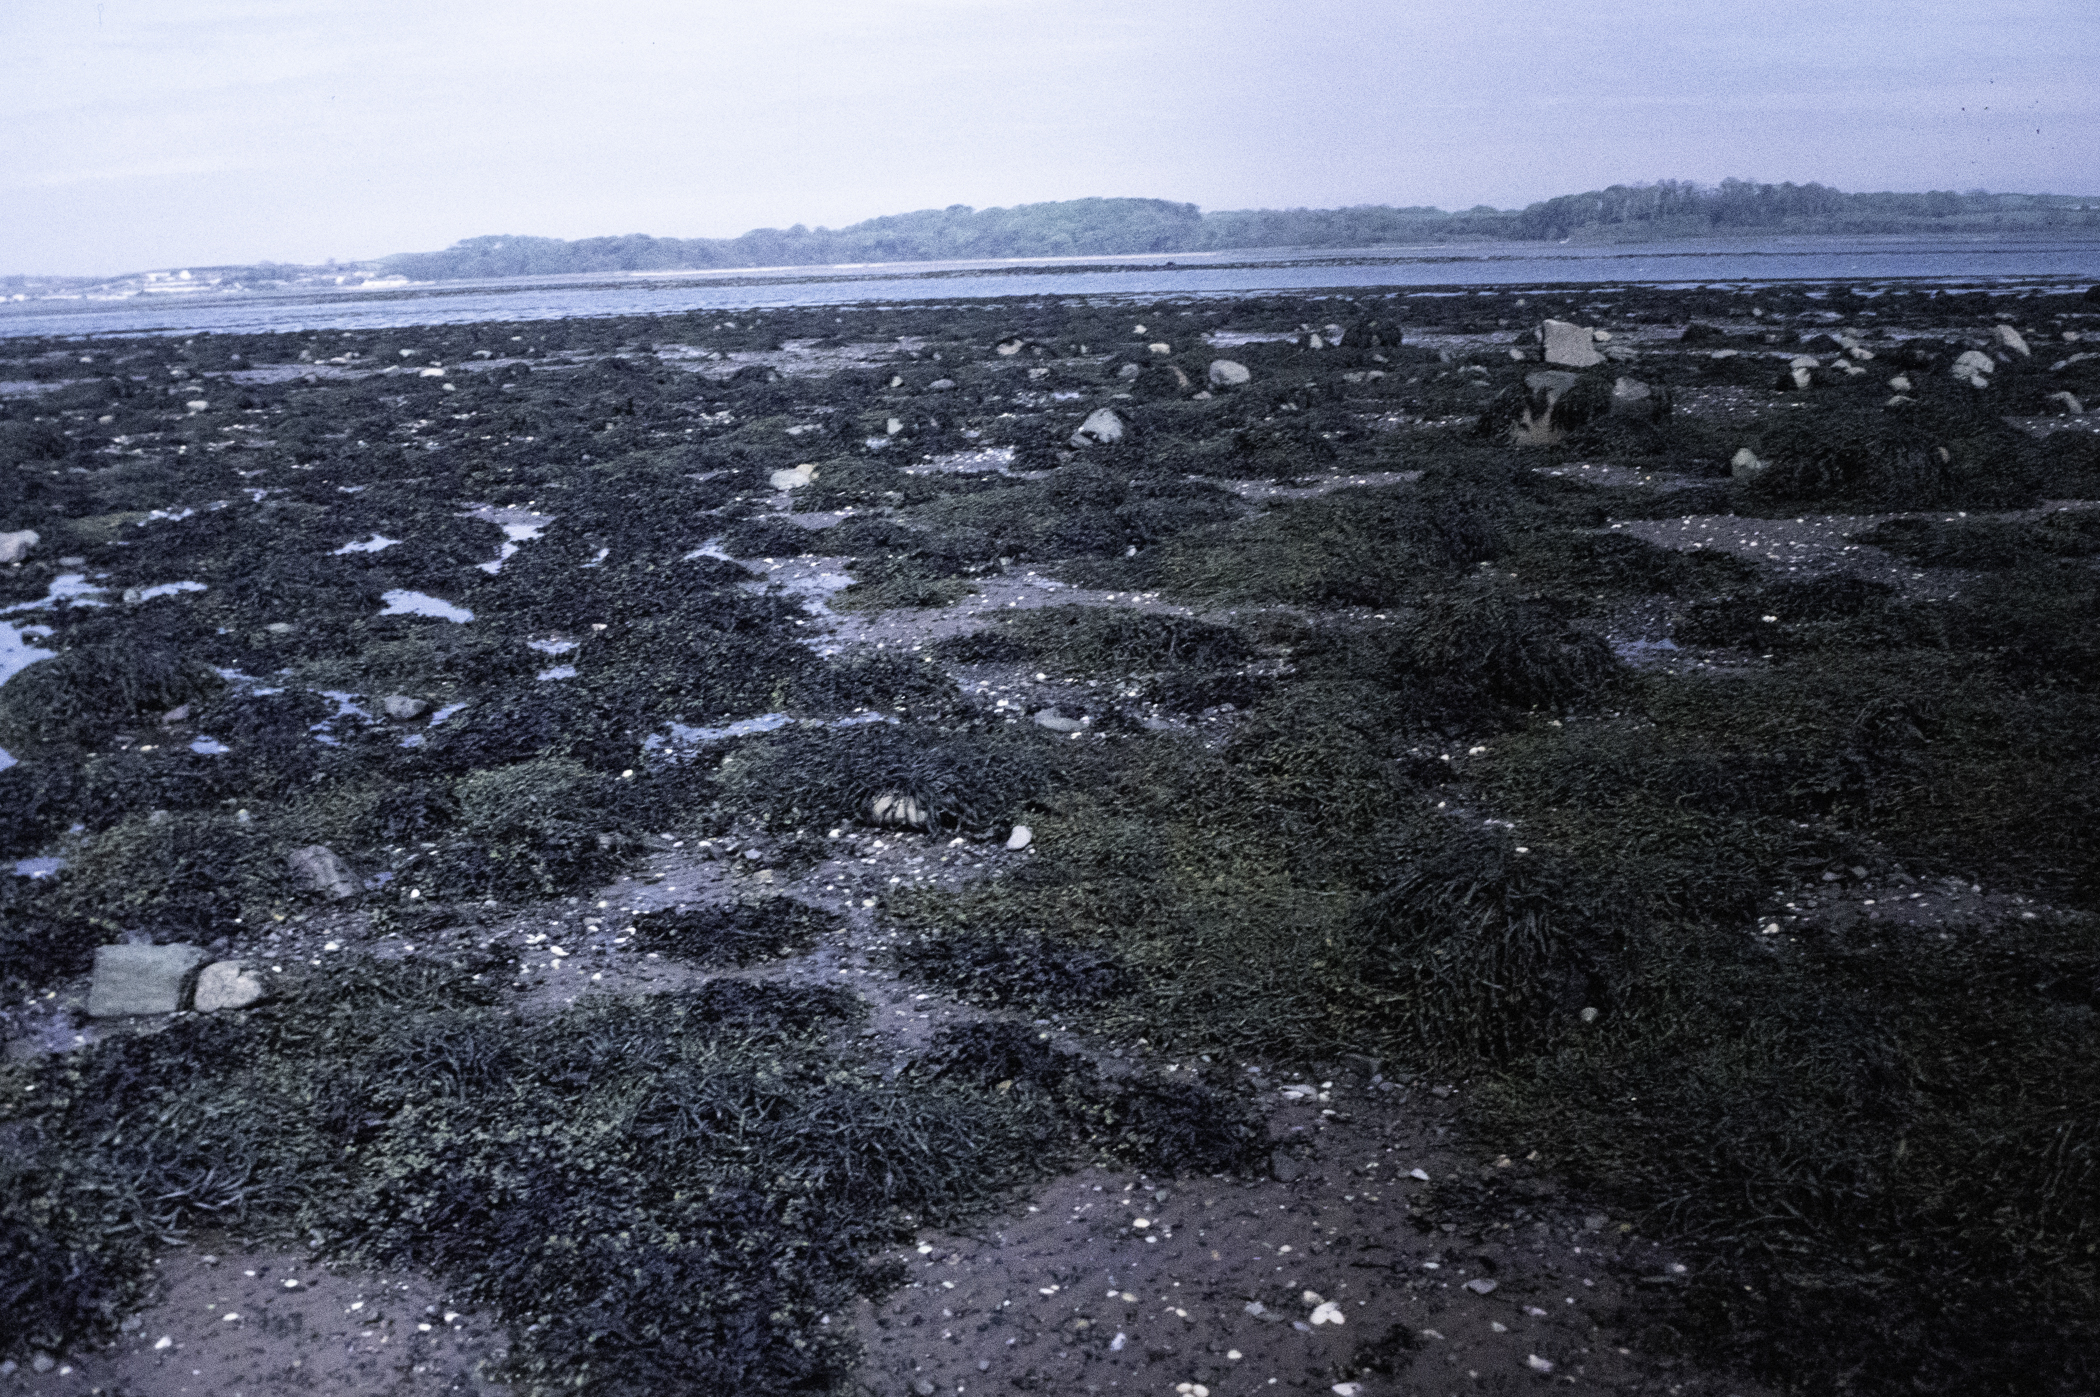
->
[629,897,838,967]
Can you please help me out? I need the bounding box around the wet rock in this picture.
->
[769,463,818,491]
[1207,359,1251,387]
[287,844,359,900]
[87,943,207,1017]
[1540,319,1605,368]
[1070,408,1125,447]
[1952,350,1996,389]
[1033,707,1084,733]
[1006,825,1033,851]
[382,695,429,720]
[0,529,39,565]
[2046,390,2085,415]
[193,961,269,1012]
[1994,324,2032,358]
[1609,375,1669,422]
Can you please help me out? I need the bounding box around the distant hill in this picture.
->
[8,181,2097,296]
[378,181,2100,281]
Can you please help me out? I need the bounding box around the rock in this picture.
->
[1678,322,1734,346]
[0,529,39,565]
[1070,408,1125,448]
[915,1382,937,1397]
[2046,390,2085,415]
[1464,1277,1499,1295]
[927,378,957,391]
[1034,707,1084,733]
[1609,376,1669,422]
[1147,342,1172,356]
[1271,1149,1305,1182]
[287,844,359,900]
[1540,319,1605,368]
[1788,355,1820,390]
[1888,374,1913,392]
[87,943,207,1017]
[1481,369,1600,446]
[769,463,818,491]
[1951,350,1996,389]
[193,961,268,1012]
[1006,825,1033,851]
[1207,359,1251,387]
[1730,448,1767,478]
[1116,363,1142,380]
[1994,324,2032,358]
[995,337,1025,356]
[382,695,428,720]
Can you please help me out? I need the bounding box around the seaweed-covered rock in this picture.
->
[287,844,358,900]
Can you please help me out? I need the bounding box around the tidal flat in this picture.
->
[2,282,2098,1396]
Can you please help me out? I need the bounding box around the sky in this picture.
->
[3,0,2096,276]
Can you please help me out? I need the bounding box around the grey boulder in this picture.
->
[1070,408,1125,448]
[1207,359,1251,387]
[382,694,428,720]
[194,961,269,1012]
[1540,319,1606,368]
[0,529,39,565]
[1994,324,2032,358]
[87,943,207,1017]
[287,844,359,899]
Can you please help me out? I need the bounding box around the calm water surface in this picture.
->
[5,236,2097,340]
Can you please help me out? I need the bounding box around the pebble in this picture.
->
[1005,825,1032,851]
[1464,1278,1499,1294]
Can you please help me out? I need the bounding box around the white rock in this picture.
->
[1070,408,1125,447]
[769,463,818,491]
[1888,375,1912,392]
[1148,342,1172,356]
[1540,320,1605,368]
[1033,707,1084,733]
[1952,350,1996,388]
[995,337,1025,356]
[382,694,428,720]
[1994,324,2032,358]
[1464,1277,1499,1294]
[87,943,207,1017]
[193,961,268,1012]
[0,529,38,565]
[1207,359,1251,387]
[1527,1355,1556,1373]
[1006,825,1033,851]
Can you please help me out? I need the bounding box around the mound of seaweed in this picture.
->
[715,721,1057,837]
[0,961,1258,1389]
[629,896,838,967]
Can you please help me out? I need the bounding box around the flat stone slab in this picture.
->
[87,943,207,1017]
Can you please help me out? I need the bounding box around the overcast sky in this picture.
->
[4,0,2095,276]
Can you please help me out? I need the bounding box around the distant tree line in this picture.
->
[375,182,2099,280]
